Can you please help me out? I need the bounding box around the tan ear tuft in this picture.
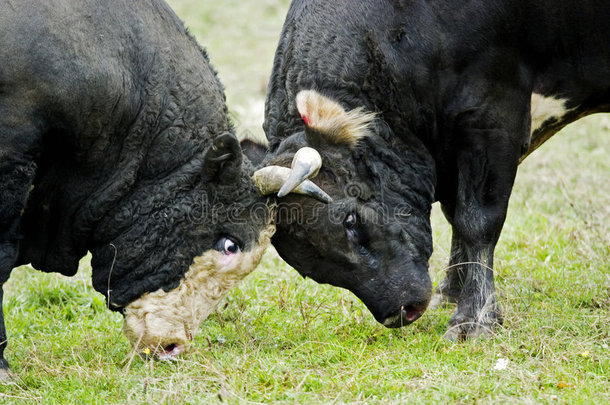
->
[296,90,376,147]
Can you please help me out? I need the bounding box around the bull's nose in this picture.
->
[156,343,185,360]
[382,305,425,328]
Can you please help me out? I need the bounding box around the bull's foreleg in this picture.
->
[0,124,40,379]
[0,160,36,380]
[0,286,11,381]
[0,160,37,380]
[0,229,19,381]
[434,125,521,340]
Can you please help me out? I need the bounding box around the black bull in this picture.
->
[0,0,284,376]
[259,0,610,339]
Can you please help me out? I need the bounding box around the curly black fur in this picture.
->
[0,0,271,369]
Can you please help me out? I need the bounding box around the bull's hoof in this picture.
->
[444,321,495,341]
[443,310,503,341]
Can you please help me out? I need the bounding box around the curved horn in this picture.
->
[277,147,323,197]
[253,166,332,203]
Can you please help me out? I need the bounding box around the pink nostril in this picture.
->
[401,305,423,322]
[157,343,184,360]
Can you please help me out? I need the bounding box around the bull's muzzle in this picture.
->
[382,304,427,328]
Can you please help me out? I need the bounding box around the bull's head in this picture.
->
[88,133,275,358]
[254,90,437,327]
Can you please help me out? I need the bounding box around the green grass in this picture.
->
[2,1,609,403]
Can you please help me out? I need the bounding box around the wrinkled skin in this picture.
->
[262,0,610,338]
[0,0,272,376]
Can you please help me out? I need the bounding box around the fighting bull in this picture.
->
[0,0,327,377]
[257,0,610,339]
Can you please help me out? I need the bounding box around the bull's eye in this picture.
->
[224,239,239,254]
[215,237,242,255]
[344,213,357,230]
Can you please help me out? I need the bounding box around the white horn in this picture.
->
[277,147,323,197]
[253,166,332,203]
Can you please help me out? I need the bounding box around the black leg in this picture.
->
[1,106,43,379]
[0,252,15,381]
[0,289,10,377]
[428,75,531,339]
[436,130,521,339]
[0,159,38,380]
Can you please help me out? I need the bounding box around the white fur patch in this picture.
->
[296,90,376,147]
[530,93,572,134]
[122,224,275,355]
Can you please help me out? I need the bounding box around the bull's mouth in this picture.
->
[382,305,425,328]
[155,343,185,360]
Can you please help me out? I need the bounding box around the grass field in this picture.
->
[1,1,609,403]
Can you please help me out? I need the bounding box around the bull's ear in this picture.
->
[296,90,376,148]
[240,138,268,166]
[203,132,242,184]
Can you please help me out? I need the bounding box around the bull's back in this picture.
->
[522,0,610,155]
[266,1,610,147]
[1,1,132,115]
[0,0,204,141]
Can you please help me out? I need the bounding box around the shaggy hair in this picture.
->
[296,90,376,147]
[123,224,275,353]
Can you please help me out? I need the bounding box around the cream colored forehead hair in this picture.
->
[296,89,377,147]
